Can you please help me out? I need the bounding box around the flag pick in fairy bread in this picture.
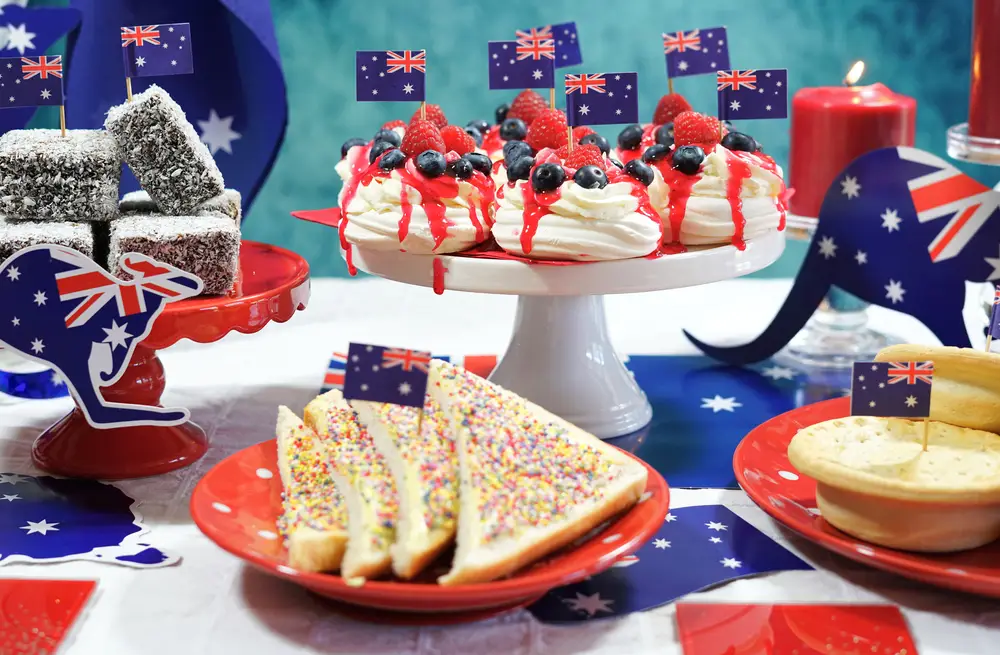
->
[0,55,66,136]
[341,343,431,409]
[121,23,194,102]
[662,26,730,94]
[356,49,428,119]
[987,284,1000,352]
[564,72,638,152]
[850,360,935,451]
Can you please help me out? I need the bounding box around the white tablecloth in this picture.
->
[2,277,999,655]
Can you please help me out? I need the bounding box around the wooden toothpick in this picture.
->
[419,101,426,121]
[668,77,674,95]
[567,124,574,153]
[549,87,555,109]
[59,105,66,138]
[126,77,133,102]
[921,417,930,452]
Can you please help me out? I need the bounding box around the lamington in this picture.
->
[105,85,225,215]
[119,188,242,223]
[0,129,120,221]
[0,216,94,263]
[107,214,240,295]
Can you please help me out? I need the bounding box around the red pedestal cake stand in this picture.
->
[30,241,311,480]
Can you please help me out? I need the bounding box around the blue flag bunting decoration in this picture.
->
[518,22,581,68]
[341,342,431,408]
[0,55,62,107]
[850,361,934,418]
[686,147,1000,365]
[121,23,194,78]
[488,40,554,90]
[565,72,638,127]
[663,26,730,79]
[529,505,812,623]
[0,472,178,567]
[66,0,287,214]
[717,69,788,121]
[356,50,426,102]
[0,246,203,428]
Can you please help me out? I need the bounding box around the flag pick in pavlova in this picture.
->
[662,26,730,93]
[850,360,935,450]
[121,24,194,101]
[987,284,1000,351]
[341,342,431,409]
[717,68,788,121]
[0,55,66,136]
[564,72,638,151]
[517,22,581,68]
[355,49,427,118]
[489,40,555,105]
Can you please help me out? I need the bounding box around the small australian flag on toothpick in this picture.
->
[850,361,934,418]
[717,68,788,121]
[565,72,638,127]
[121,23,194,78]
[0,56,63,107]
[517,22,581,68]
[341,342,430,407]
[663,26,730,79]
[356,50,426,102]
[489,40,554,90]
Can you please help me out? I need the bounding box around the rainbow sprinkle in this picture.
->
[277,421,348,540]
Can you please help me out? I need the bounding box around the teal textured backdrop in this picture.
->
[33,0,983,278]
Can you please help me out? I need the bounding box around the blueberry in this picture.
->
[573,165,608,190]
[624,159,654,186]
[341,137,366,159]
[672,145,706,175]
[463,126,484,147]
[641,144,670,163]
[467,119,491,135]
[721,131,757,153]
[415,150,447,177]
[579,133,610,155]
[463,152,492,176]
[609,158,624,169]
[722,120,735,132]
[372,128,402,147]
[507,156,534,182]
[368,140,397,164]
[655,124,674,147]
[500,117,528,141]
[531,162,565,193]
[617,124,644,151]
[503,140,533,166]
[377,148,406,171]
[495,103,510,124]
[448,157,474,179]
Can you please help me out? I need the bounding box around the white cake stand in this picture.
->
[348,230,786,439]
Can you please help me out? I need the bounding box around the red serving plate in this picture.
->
[191,439,669,623]
[735,396,1000,598]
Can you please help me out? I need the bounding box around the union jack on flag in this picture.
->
[21,56,62,80]
[356,50,426,102]
[663,30,702,54]
[120,25,161,47]
[0,56,63,106]
[381,347,432,373]
[565,73,606,94]
[663,26,729,79]
[517,22,582,68]
[516,38,555,61]
[716,69,757,91]
[121,23,194,78]
[385,50,426,74]
[341,342,430,408]
[850,361,934,418]
[565,72,638,127]
[516,26,552,45]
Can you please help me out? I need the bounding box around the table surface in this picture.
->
[2,276,998,655]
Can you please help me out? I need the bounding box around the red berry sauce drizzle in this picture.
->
[338,144,496,274]
[617,124,659,164]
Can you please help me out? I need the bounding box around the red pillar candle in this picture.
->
[789,83,916,219]
[970,0,1000,138]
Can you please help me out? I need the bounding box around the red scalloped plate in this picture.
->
[735,396,1000,598]
[191,439,669,622]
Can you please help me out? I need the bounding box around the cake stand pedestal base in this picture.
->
[490,295,652,438]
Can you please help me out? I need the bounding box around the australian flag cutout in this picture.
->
[687,147,1000,365]
[0,245,202,428]
[528,505,811,623]
[0,472,178,568]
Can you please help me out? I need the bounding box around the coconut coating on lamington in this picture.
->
[0,216,95,263]
[108,214,239,295]
[0,129,120,221]
[105,85,225,215]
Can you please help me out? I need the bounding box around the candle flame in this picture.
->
[844,61,865,86]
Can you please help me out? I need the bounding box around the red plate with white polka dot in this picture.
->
[190,438,669,622]
[735,396,1000,598]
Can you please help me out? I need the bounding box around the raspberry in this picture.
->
[440,125,477,155]
[381,119,406,131]
[409,103,448,129]
[673,111,723,147]
[525,108,568,151]
[572,126,596,142]
[563,144,605,171]
[652,93,692,126]
[507,90,549,125]
[400,119,445,156]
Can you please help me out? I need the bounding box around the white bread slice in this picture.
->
[275,406,349,572]
[351,390,458,579]
[430,360,648,585]
[304,390,398,580]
